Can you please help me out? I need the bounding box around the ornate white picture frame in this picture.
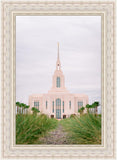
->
[1,0,116,159]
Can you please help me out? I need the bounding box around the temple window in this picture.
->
[63,101,64,113]
[52,101,54,113]
[56,77,60,88]
[69,101,71,109]
[34,101,39,110]
[78,101,83,111]
[56,98,61,106]
[46,101,48,109]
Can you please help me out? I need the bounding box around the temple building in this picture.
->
[28,43,88,119]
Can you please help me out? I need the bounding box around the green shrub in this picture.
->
[70,114,76,118]
[16,114,58,144]
[61,114,101,144]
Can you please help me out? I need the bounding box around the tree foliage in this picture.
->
[78,107,85,115]
[16,102,30,114]
[31,107,40,115]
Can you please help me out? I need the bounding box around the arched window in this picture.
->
[34,101,39,110]
[63,101,64,113]
[46,101,48,109]
[78,101,83,111]
[69,101,71,109]
[56,98,61,106]
[56,77,60,88]
[52,101,54,113]
[56,99,61,119]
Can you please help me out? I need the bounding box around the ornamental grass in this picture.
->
[60,114,101,144]
[16,114,58,144]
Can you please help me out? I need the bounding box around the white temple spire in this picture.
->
[56,42,61,70]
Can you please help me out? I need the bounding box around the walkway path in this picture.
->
[39,124,70,144]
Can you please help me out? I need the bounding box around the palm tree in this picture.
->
[95,101,100,114]
[16,102,20,114]
[89,104,93,113]
[86,104,90,113]
[92,101,100,114]
[78,107,85,115]
[31,107,40,115]
[26,105,30,109]
[81,106,85,113]
[20,103,25,114]
[19,103,22,114]
[22,103,27,114]
[78,108,81,114]
[16,102,30,114]
[25,105,30,114]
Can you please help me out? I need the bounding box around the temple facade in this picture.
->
[28,43,88,119]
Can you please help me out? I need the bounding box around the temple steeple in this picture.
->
[56,42,61,70]
[48,43,69,93]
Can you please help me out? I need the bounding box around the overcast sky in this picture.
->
[16,16,101,110]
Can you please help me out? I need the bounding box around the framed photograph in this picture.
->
[1,0,116,159]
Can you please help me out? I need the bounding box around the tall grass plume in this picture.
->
[16,114,58,144]
[60,114,101,144]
